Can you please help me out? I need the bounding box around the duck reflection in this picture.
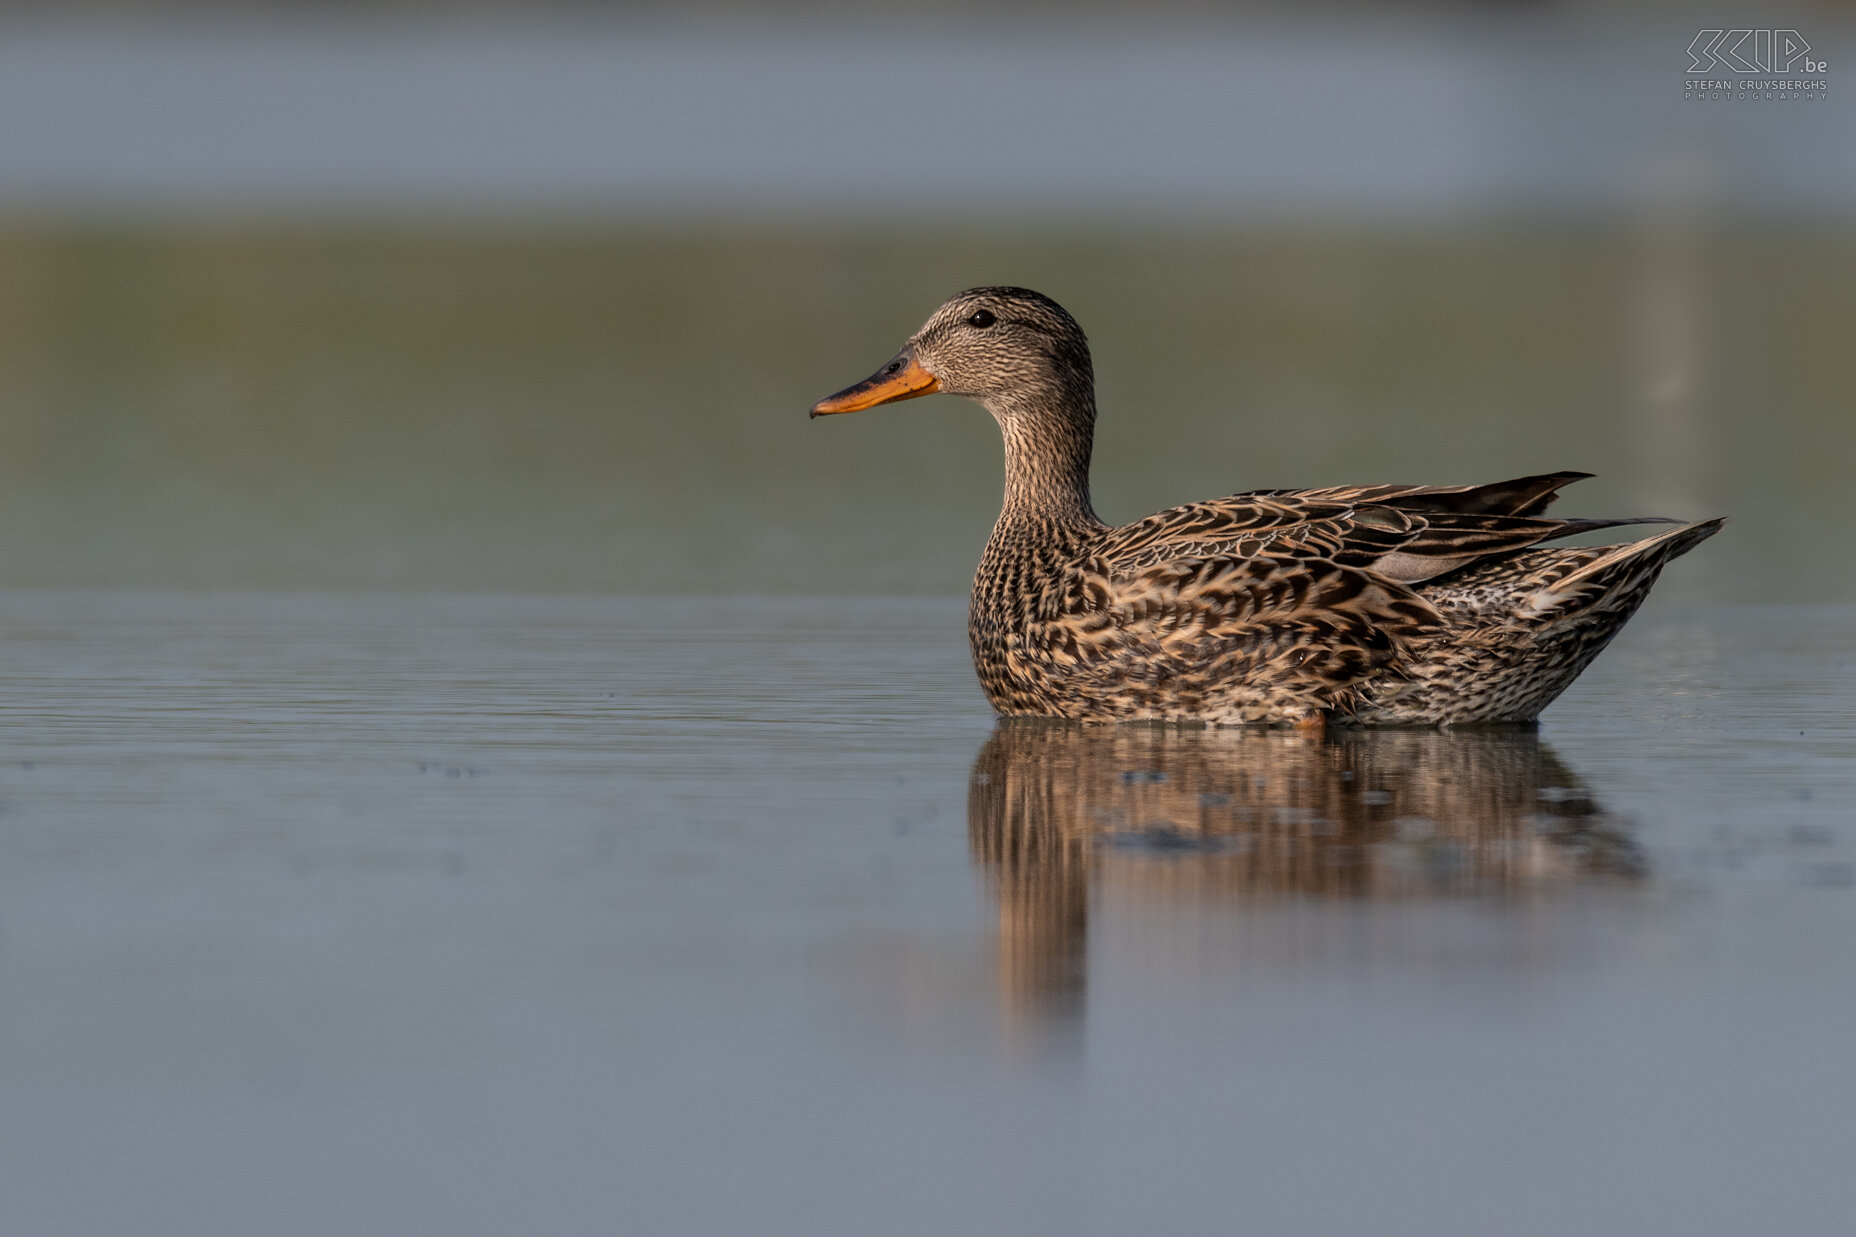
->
[968,721,1641,1021]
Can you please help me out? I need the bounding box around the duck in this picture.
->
[810,287,1722,726]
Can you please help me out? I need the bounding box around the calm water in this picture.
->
[1,590,1851,1236]
[4,18,1850,1230]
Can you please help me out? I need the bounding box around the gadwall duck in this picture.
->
[812,287,1721,725]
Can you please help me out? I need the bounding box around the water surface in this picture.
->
[0,591,1851,1236]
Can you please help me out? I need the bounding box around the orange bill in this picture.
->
[810,353,940,417]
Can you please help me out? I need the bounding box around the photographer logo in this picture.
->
[1685,29,1829,101]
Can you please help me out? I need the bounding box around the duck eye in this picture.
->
[967,310,996,329]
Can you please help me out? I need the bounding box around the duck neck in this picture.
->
[989,388,1102,533]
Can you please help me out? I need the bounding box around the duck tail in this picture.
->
[1364,518,1724,724]
[1521,518,1725,620]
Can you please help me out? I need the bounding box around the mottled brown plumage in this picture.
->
[812,287,1723,725]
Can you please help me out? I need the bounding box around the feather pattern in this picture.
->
[813,288,1722,725]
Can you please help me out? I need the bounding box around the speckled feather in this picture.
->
[815,287,1723,725]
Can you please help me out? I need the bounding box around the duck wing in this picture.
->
[1038,474,1666,720]
[1251,471,1594,517]
[1098,474,1668,584]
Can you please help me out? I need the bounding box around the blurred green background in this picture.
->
[0,223,1846,597]
[0,6,1849,599]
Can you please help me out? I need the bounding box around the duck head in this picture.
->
[810,287,1095,423]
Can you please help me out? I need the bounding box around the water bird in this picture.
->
[811,287,1721,725]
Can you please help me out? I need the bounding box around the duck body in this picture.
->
[965,478,1719,726]
[813,287,1721,727]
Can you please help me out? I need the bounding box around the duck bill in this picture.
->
[810,353,940,418]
